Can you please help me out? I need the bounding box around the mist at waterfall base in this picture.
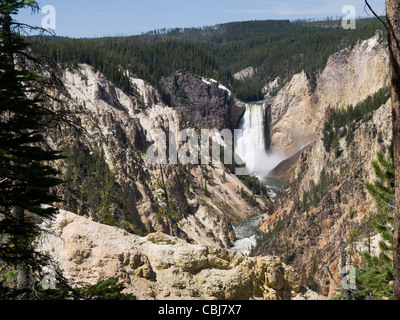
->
[231,103,285,255]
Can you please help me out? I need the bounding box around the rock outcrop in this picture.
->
[161,72,246,131]
[38,210,301,300]
[233,67,257,81]
[315,33,389,115]
[270,32,389,155]
[270,70,317,155]
[262,77,280,96]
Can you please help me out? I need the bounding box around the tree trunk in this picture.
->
[386,0,400,301]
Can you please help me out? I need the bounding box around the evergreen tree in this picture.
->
[0,2,141,301]
[356,141,395,300]
[0,0,63,298]
[365,142,395,212]
[77,277,135,300]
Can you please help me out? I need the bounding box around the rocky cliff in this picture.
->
[269,32,389,156]
[270,70,318,155]
[257,100,392,296]
[161,72,246,131]
[233,67,257,81]
[45,64,269,250]
[255,32,392,297]
[38,209,301,300]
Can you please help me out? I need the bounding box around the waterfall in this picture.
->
[232,102,287,255]
[235,102,284,178]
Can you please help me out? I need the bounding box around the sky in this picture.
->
[15,0,387,38]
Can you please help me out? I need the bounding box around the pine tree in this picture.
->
[356,141,395,300]
[365,142,395,211]
[0,0,63,298]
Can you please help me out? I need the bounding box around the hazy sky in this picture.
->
[15,0,387,38]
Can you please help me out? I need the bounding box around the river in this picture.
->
[231,176,284,255]
[231,99,285,255]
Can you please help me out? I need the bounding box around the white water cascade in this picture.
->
[235,102,284,178]
[232,102,286,255]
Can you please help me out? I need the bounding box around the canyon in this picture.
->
[33,30,392,300]
[47,64,269,251]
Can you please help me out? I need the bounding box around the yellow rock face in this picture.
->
[38,210,301,300]
[270,32,389,156]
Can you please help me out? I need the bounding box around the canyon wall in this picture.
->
[161,72,246,131]
[270,32,389,156]
[256,32,392,296]
[47,64,268,250]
